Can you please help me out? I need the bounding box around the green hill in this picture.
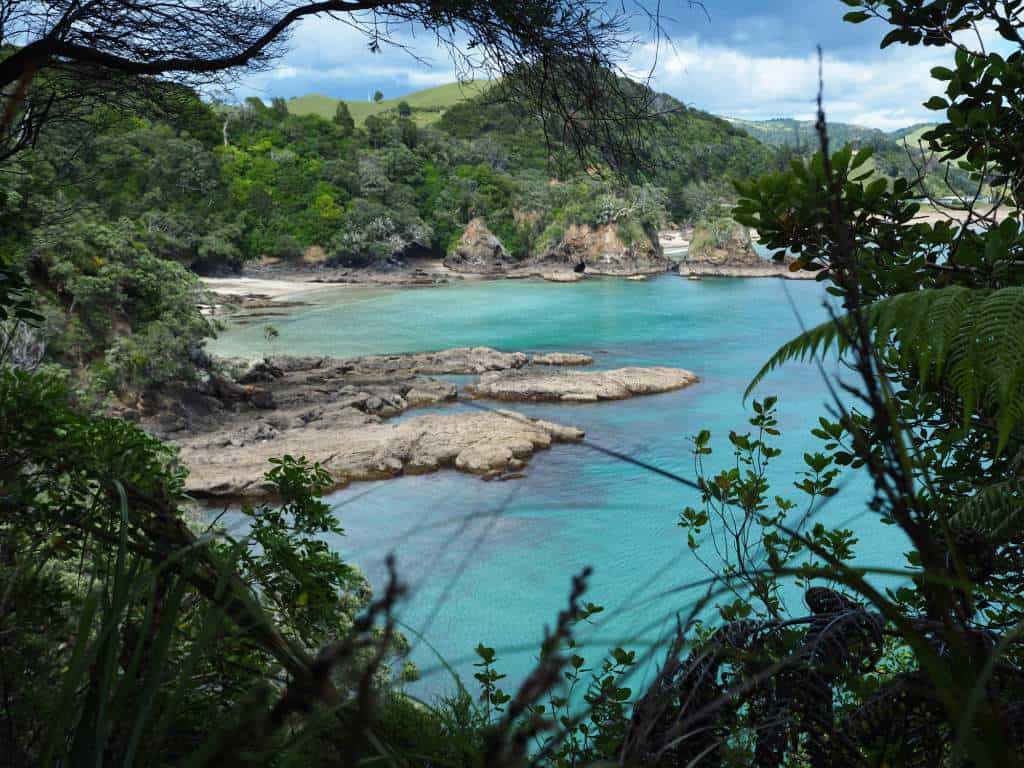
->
[728,116,978,198]
[724,117,890,149]
[287,81,492,126]
[889,123,935,142]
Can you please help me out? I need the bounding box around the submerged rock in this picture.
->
[466,366,698,402]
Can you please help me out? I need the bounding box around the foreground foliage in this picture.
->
[3,0,1024,766]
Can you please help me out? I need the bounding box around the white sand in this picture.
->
[200,277,334,300]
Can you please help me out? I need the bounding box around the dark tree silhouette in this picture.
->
[0,0,679,162]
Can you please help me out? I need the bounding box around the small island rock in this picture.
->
[466,367,698,402]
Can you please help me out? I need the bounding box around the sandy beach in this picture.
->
[200,276,338,300]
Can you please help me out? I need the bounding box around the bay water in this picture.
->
[210,274,899,698]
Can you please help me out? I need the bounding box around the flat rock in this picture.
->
[177,410,584,496]
[542,271,584,283]
[678,263,820,280]
[531,352,594,366]
[334,347,528,375]
[466,367,698,402]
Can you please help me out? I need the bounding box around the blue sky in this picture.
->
[235,1,989,130]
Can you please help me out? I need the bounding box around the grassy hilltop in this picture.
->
[287,81,492,126]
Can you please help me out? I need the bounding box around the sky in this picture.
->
[233,1,990,131]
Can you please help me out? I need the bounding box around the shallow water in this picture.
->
[211,275,901,696]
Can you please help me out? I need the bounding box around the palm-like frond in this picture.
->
[953,480,1024,545]
[746,287,1024,453]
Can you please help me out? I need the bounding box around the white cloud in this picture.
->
[232,15,460,99]
[229,13,981,132]
[631,36,954,129]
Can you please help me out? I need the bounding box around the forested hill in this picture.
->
[725,117,893,149]
[0,77,774,395]
[727,116,978,198]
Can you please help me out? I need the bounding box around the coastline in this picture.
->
[198,227,828,304]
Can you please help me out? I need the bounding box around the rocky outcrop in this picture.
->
[141,348,611,497]
[538,223,671,276]
[466,366,698,402]
[444,218,515,274]
[176,410,584,496]
[531,352,594,366]
[144,358,459,441]
[679,220,819,280]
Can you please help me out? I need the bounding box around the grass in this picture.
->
[287,81,493,127]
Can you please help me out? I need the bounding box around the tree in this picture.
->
[373,90,384,104]
[270,96,289,120]
[0,0,674,165]
[332,100,355,136]
[397,99,411,118]
[363,114,385,149]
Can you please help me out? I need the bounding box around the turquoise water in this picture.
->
[211,275,899,696]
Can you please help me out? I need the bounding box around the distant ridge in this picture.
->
[722,116,919,148]
[287,81,493,126]
[284,82,929,143]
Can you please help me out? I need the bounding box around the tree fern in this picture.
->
[953,480,1024,545]
[747,286,1024,453]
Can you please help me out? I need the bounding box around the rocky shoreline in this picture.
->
[200,227,825,313]
[141,348,697,498]
[678,263,820,280]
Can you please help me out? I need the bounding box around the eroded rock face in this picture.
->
[531,352,594,366]
[686,222,762,267]
[177,410,584,496]
[444,218,515,274]
[466,367,698,402]
[680,221,819,280]
[539,223,671,276]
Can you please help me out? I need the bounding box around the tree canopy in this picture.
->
[0,0,672,163]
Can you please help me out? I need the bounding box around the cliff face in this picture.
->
[686,222,762,267]
[444,217,515,274]
[680,220,819,280]
[539,223,670,276]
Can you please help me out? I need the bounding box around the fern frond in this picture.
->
[745,317,851,399]
[953,480,1024,544]
[747,286,1024,453]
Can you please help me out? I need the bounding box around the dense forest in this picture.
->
[0,75,775,398]
[2,0,1024,765]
